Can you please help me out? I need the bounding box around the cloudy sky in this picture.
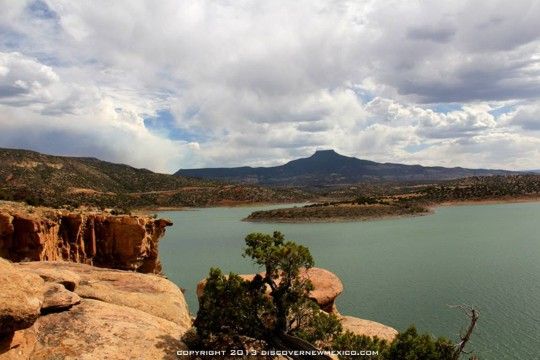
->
[0,0,539,173]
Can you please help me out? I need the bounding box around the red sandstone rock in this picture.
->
[0,203,172,273]
[17,261,192,329]
[0,261,191,359]
[0,259,44,335]
[340,315,398,342]
[40,283,81,313]
[2,299,188,360]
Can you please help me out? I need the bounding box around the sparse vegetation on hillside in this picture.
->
[0,148,310,209]
[246,202,429,222]
[420,175,540,202]
[2,148,537,212]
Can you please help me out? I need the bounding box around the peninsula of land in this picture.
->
[245,175,540,223]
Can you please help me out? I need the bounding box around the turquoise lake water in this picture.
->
[158,202,540,359]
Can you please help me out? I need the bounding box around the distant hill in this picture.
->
[175,149,519,186]
[0,148,309,209]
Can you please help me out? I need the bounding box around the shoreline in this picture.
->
[434,196,540,207]
[141,200,314,213]
[141,195,540,218]
[242,196,540,224]
[243,210,433,224]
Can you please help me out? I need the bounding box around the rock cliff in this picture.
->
[0,259,191,359]
[0,202,171,273]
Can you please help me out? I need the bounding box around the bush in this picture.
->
[385,326,455,360]
[293,307,343,346]
[355,196,379,205]
[331,331,387,359]
[329,326,459,360]
[194,268,271,342]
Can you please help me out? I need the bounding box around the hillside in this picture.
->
[0,148,309,209]
[176,149,518,186]
[419,175,540,202]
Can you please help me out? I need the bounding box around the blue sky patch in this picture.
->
[429,103,462,114]
[404,143,431,153]
[27,0,58,20]
[489,105,515,117]
[144,109,205,142]
[0,27,25,50]
[353,87,375,103]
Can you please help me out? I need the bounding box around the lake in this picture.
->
[158,201,540,359]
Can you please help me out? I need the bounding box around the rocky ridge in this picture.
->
[0,147,311,209]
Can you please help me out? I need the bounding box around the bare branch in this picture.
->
[448,305,479,360]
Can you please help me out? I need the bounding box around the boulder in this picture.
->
[340,316,398,342]
[23,267,80,292]
[41,283,81,313]
[0,259,44,335]
[302,268,343,312]
[196,267,343,313]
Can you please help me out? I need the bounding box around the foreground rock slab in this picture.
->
[17,261,191,329]
[0,261,191,360]
[3,299,187,360]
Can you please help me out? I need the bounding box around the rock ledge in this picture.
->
[0,259,190,360]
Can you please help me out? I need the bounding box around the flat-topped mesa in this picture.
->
[0,201,172,273]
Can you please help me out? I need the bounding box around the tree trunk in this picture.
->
[267,332,333,360]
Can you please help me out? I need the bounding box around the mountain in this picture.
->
[176,149,519,186]
[0,148,309,208]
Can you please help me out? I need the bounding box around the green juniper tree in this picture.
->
[189,231,479,360]
[243,231,315,334]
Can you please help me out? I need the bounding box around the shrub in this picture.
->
[385,326,455,360]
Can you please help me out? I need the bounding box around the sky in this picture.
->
[0,0,539,173]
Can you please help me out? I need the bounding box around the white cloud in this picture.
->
[507,102,540,131]
[0,0,538,172]
[0,52,200,172]
[0,52,59,105]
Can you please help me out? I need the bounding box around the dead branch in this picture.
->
[448,304,479,360]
